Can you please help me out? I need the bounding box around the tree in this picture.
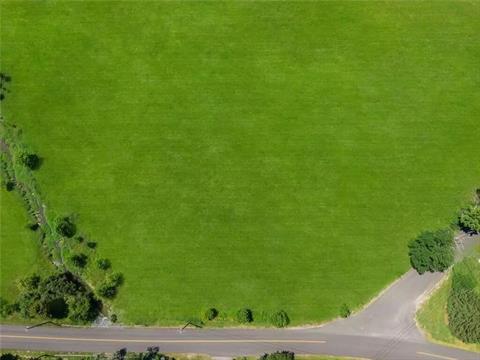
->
[97,258,111,270]
[270,310,290,327]
[113,348,127,360]
[15,272,101,321]
[458,205,480,234]
[259,351,295,360]
[408,229,454,274]
[0,354,19,360]
[204,308,218,321]
[20,153,40,170]
[56,217,77,238]
[236,308,253,323]
[71,253,88,268]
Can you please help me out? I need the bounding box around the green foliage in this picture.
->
[67,293,100,322]
[458,205,480,233]
[97,272,124,299]
[0,354,19,360]
[20,153,40,170]
[97,258,111,270]
[340,303,351,318]
[259,351,294,360]
[87,241,97,249]
[110,313,118,323]
[408,229,454,274]
[270,310,290,327]
[236,308,253,324]
[447,260,480,344]
[16,272,100,322]
[204,307,218,321]
[5,180,15,191]
[0,72,11,101]
[56,216,77,238]
[70,253,88,268]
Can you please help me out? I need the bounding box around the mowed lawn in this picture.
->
[1,1,479,325]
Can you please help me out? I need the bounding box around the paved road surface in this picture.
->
[1,234,479,360]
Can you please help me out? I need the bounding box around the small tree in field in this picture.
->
[21,153,40,170]
[270,310,290,327]
[56,217,77,238]
[204,307,218,321]
[236,308,253,323]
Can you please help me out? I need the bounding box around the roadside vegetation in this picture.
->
[0,351,363,360]
[413,189,480,348]
[0,104,123,323]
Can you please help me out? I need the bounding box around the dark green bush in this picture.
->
[21,153,40,170]
[0,354,19,360]
[340,303,351,318]
[236,308,253,323]
[97,258,111,270]
[5,180,15,191]
[71,253,88,268]
[97,272,124,299]
[87,241,97,249]
[56,217,77,238]
[111,313,118,323]
[458,205,480,233]
[259,351,295,360]
[16,272,100,321]
[270,310,290,327]
[97,282,117,299]
[408,228,454,274]
[204,307,218,321]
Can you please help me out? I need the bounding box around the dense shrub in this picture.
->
[447,261,480,343]
[408,229,454,274]
[236,308,253,323]
[259,351,295,360]
[0,354,19,360]
[340,303,351,318]
[111,313,118,323]
[56,217,77,238]
[204,307,218,321]
[458,205,480,233]
[87,241,97,249]
[27,223,39,231]
[5,180,15,191]
[20,153,40,170]
[71,253,88,268]
[16,272,100,322]
[97,272,124,299]
[97,258,111,270]
[270,310,290,327]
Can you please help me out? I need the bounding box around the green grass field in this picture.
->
[1,1,479,325]
[0,189,51,302]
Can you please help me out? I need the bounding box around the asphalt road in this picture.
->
[1,234,479,360]
[1,324,479,360]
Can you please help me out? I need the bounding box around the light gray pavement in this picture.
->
[1,234,479,360]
